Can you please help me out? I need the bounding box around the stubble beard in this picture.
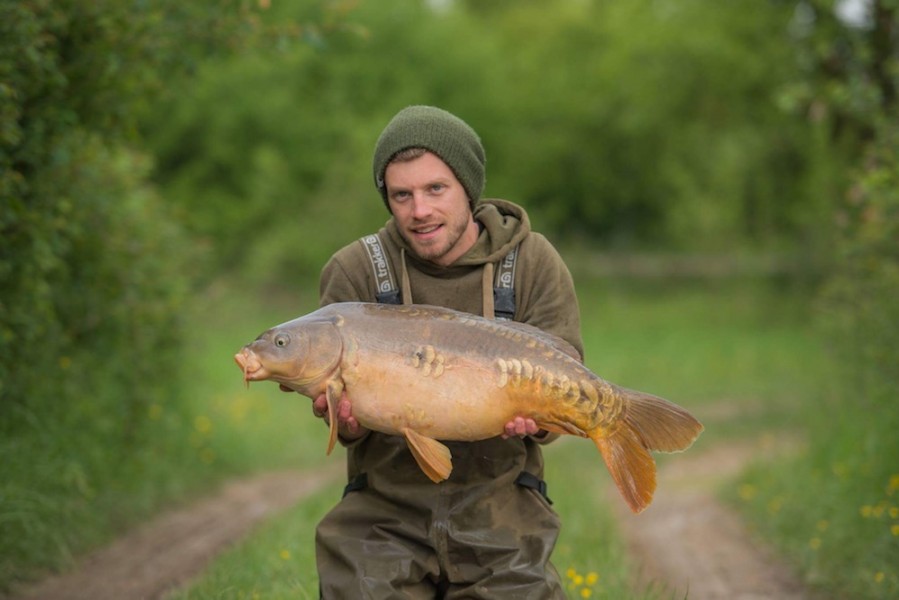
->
[404,213,471,264]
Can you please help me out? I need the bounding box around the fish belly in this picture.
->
[341,356,525,441]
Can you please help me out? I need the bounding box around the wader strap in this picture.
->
[360,234,401,305]
[515,471,552,505]
[342,473,368,497]
[493,244,519,321]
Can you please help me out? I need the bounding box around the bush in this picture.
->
[1,1,212,588]
[733,121,899,600]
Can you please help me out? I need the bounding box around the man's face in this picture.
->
[384,151,478,267]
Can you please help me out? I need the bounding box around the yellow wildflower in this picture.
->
[808,537,821,550]
[860,505,873,518]
[580,588,592,598]
[891,524,899,537]
[566,568,577,579]
[574,574,584,586]
[874,571,885,583]
[888,474,899,495]
[586,572,599,585]
[738,483,756,501]
[889,506,898,519]
[767,497,783,514]
[816,519,829,532]
[194,415,213,434]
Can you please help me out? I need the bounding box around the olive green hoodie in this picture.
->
[318,197,582,484]
[320,199,583,358]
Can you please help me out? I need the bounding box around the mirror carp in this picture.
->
[234,302,703,513]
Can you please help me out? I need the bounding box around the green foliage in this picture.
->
[825,124,899,399]
[0,137,195,588]
[476,0,836,248]
[0,0,290,589]
[740,122,899,600]
[733,2,899,597]
[143,0,843,286]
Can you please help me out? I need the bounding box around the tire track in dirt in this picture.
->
[6,466,341,600]
[613,437,817,600]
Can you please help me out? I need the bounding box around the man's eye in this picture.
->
[429,183,445,193]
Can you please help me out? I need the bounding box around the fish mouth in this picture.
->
[234,349,267,386]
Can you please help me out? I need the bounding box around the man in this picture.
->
[312,105,583,598]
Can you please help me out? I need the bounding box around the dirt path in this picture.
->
[613,438,815,600]
[7,466,341,600]
[8,436,817,600]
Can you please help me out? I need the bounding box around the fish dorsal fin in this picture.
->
[501,320,582,361]
[402,428,453,483]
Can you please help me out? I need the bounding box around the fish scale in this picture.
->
[235,302,703,513]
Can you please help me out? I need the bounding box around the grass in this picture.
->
[177,282,326,474]
[730,365,899,598]
[171,275,831,598]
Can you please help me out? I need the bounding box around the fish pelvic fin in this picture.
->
[324,380,344,456]
[402,428,453,483]
[592,388,704,513]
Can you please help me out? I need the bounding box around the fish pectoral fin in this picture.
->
[324,380,344,456]
[537,421,588,438]
[402,428,452,483]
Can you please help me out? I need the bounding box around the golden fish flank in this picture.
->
[410,345,446,377]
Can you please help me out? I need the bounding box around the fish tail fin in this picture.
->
[592,388,703,513]
[620,387,704,453]
[592,427,657,514]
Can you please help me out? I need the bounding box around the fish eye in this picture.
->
[274,333,290,348]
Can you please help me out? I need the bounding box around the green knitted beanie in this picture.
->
[373,105,486,210]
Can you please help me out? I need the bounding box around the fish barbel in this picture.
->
[234,302,703,513]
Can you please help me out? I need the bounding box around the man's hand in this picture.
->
[502,416,543,439]
[279,384,368,441]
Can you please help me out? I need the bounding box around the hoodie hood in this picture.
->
[384,199,530,273]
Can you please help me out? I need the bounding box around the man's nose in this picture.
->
[410,194,433,219]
